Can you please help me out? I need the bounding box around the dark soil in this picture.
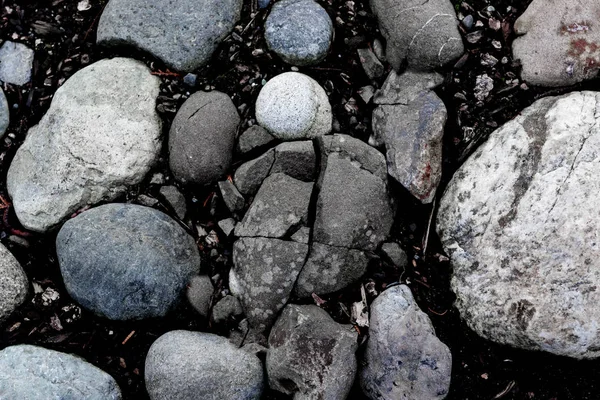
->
[1,0,600,399]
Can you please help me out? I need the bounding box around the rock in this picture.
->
[145,330,264,400]
[7,58,161,232]
[186,275,213,317]
[370,0,463,71]
[169,91,240,185]
[462,14,474,30]
[235,173,313,238]
[373,70,444,107]
[358,85,375,104]
[295,243,369,297]
[357,48,385,80]
[255,72,332,140]
[381,242,407,267]
[97,0,243,71]
[56,204,200,320]
[236,125,276,155]
[212,295,243,324]
[230,237,309,333]
[0,243,28,321]
[0,88,9,136]
[474,73,494,101]
[437,91,600,358]
[159,185,187,219]
[360,285,452,399]
[218,180,246,214]
[513,1,600,86]
[265,0,333,66]
[234,149,275,196]
[271,141,317,181]
[290,226,311,244]
[136,194,159,208]
[218,217,236,236]
[267,304,358,399]
[258,0,271,8]
[372,38,386,62]
[0,345,122,399]
[0,41,34,85]
[183,73,198,88]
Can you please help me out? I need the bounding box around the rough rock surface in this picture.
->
[0,345,122,399]
[56,204,200,320]
[255,72,332,140]
[211,295,243,325]
[219,180,246,214]
[513,0,600,87]
[236,125,275,155]
[370,0,463,71]
[271,141,317,181]
[186,275,213,317]
[437,91,600,358]
[265,0,333,66]
[234,149,276,196]
[267,305,358,400]
[159,185,187,219]
[372,70,446,203]
[0,243,29,321]
[145,330,264,400]
[7,58,161,232]
[169,91,240,185]
[0,41,34,85]
[0,88,9,136]
[360,285,452,400]
[97,0,243,71]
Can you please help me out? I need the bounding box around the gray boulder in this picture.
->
[370,0,463,71]
[235,173,313,238]
[230,237,309,333]
[265,0,333,66]
[97,0,243,71]
[0,243,29,321]
[0,41,34,85]
[0,88,9,136]
[56,204,200,320]
[186,275,213,317]
[0,345,121,399]
[271,141,317,181]
[372,71,447,203]
[513,0,600,86]
[234,149,276,196]
[267,304,358,400]
[437,91,600,358]
[145,330,264,400]
[236,125,276,155]
[360,285,452,400]
[169,91,240,185]
[7,58,162,232]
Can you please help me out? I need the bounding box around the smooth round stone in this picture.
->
[0,88,9,136]
[255,72,332,140]
[265,0,333,66]
[56,204,200,320]
[0,243,28,321]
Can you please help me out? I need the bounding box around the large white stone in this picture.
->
[7,58,161,232]
[437,91,600,358]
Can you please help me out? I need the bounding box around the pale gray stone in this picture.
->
[381,242,407,267]
[373,70,444,107]
[234,149,275,196]
[437,91,600,358]
[267,305,358,400]
[186,275,213,317]
[0,345,122,399]
[7,58,161,232]
[218,180,246,214]
[218,218,236,236]
[211,295,243,324]
[0,243,28,321]
[0,41,34,85]
[319,134,388,182]
[290,226,311,244]
[360,285,452,400]
[97,0,243,71]
[236,125,275,155]
[145,330,263,400]
[159,185,187,219]
[0,88,9,136]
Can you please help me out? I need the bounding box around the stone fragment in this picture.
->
[218,218,236,236]
[0,41,34,85]
[381,242,407,267]
[0,243,28,321]
[290,226,311,244]
[234,149,275,196]
[186,275,213,317]
[218,180,246,214]
[271,141,317,181]
[236,125,276,155]
[0,88,9,136]
[357,48,385,80]
[211,295,243,324]
[159,185,187,219]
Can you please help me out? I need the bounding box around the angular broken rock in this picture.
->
[513,0,600,87]
[271,141,317,181]
[437,91,600,359]
[267,304,358,399]
[7,58,162,232]
[370,0,464,71]
[218,180,246,214]
[236,125,276,155]
[360,285,452,400]
[234,149,275,196]
[372,70,446,203]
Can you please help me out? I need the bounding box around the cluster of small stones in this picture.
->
[1,0,599,398]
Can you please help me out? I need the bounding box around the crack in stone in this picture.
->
[407,13,453,59]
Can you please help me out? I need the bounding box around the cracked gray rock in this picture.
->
[372,70,447,203]
[360,285,452,400]
[0,345,122,399]
[271,141,317,181]
[7,58,162,232]
[267,304,358,400]
[437,91,600,359]
[370,0,464,71]
[234,149,276,196]
[56,204,200,320]
[236,125,276,155]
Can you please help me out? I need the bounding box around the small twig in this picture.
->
[121,330,135,345]
[493,381,516,399]
[151,69,182,78]
[422,197,436,256]
[414,279,430,289]
[428,307,448,316]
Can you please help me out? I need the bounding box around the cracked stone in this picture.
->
[290,226,311,244]
[234,149,275,196]
[437,91,600,359]
[236,125,276,156]
[271,141,317,181]
[218,180,246,214]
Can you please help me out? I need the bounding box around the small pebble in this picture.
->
[462,15,474,30]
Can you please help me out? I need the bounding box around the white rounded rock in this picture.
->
[0,243,28,321]
[255,72,332,140]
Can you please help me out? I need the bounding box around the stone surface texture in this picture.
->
[360,285,452,400]
[0,88,9,136]
[56,204,200,320]
[0,345,122,399]
[0,41,34,85]
[186,275,213,317]
[97,0,243,71]
[437,91,600,358]
[145,330,264,400]
[0,243,28,321]
[7,58,161,232]
[513,0,600,87]
[236,125,276,155]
